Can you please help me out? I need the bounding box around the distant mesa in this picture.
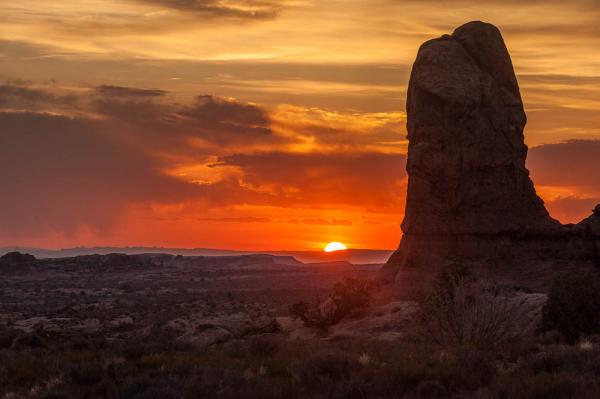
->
[380,21,600,297]
[0,246,394,265]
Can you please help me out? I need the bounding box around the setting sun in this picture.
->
[324,242,347,252]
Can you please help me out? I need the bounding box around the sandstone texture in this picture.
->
[381,21,600,296]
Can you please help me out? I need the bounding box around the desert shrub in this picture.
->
[436,347,496,392]
[416,380,446,397]
[491,372,597,399]
[420,266,525,349]
[11,330,48,349]
[299,351,356,395]
[132,386,181,399]
[0,352,51,387]
[248,334,281,357]
[89,377,118,398]
[120,377,153,398]
[66,359,105,385]
[541,271,600,341]
[520,346,600,375]
[184,368,246,398]
[289,278,379,329]
[0,327,18,348]
[36,392,71,399]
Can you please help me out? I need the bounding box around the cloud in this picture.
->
[95,85,168,98]
[0,111,201,237]
[544,196,600,225]
[527,140,600,223]
[133,0,280,19]
[0,80,409,240]
[0,82,78,111]
[519,74,600,86]
[528,140,600,189]
[213,152,407,210]
[0,82,283,237]
[2,78,598,243]
[176,95,275,146]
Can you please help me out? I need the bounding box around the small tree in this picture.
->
[289,278,379,329]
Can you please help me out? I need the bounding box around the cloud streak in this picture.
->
[133,0,281,19]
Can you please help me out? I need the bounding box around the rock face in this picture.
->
[380,21,600,296]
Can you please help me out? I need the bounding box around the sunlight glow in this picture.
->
[324,242,347,252]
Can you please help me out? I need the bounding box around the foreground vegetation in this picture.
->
[3,326,600,399]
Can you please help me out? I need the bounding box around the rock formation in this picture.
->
[0,251,37,271]
[380,21,600,296]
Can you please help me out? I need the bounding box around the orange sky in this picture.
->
[1,0,599,250]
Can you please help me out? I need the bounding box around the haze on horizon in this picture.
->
[1,0,599,251]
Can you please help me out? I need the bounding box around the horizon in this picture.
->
[0,244,395,252]
[1,1,600,251]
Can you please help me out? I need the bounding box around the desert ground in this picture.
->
[2,251,600,399]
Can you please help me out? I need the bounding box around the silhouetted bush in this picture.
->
[420,266,525,349]
[541,271,600,341]
[133,386,181,399]
[66,359,105,385]
[299,351,356,395]
[248,334,281,357]
[0,327,18,349]
[416,380,446,398]
[37,392,71,399]
[12,330,48,349]
[289,278,378,329]
[491,372,596,399]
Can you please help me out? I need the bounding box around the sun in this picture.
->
[324,242,347,252]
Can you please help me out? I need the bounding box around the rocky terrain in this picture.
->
[380,21,600,297]
[0,252,387,347]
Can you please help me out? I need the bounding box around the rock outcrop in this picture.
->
[0,251,37,272]
[381,21,600,297]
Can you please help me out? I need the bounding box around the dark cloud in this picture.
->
[0,111,201,236]
[176,95,273,146]
[95,85,168,97]
[90,92,279,149]
[0,81,281,152]
[134,0,280,19]
[0,82,77,110]
[528,140,600,189]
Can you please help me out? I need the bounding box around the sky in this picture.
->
[1,0,599,251]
